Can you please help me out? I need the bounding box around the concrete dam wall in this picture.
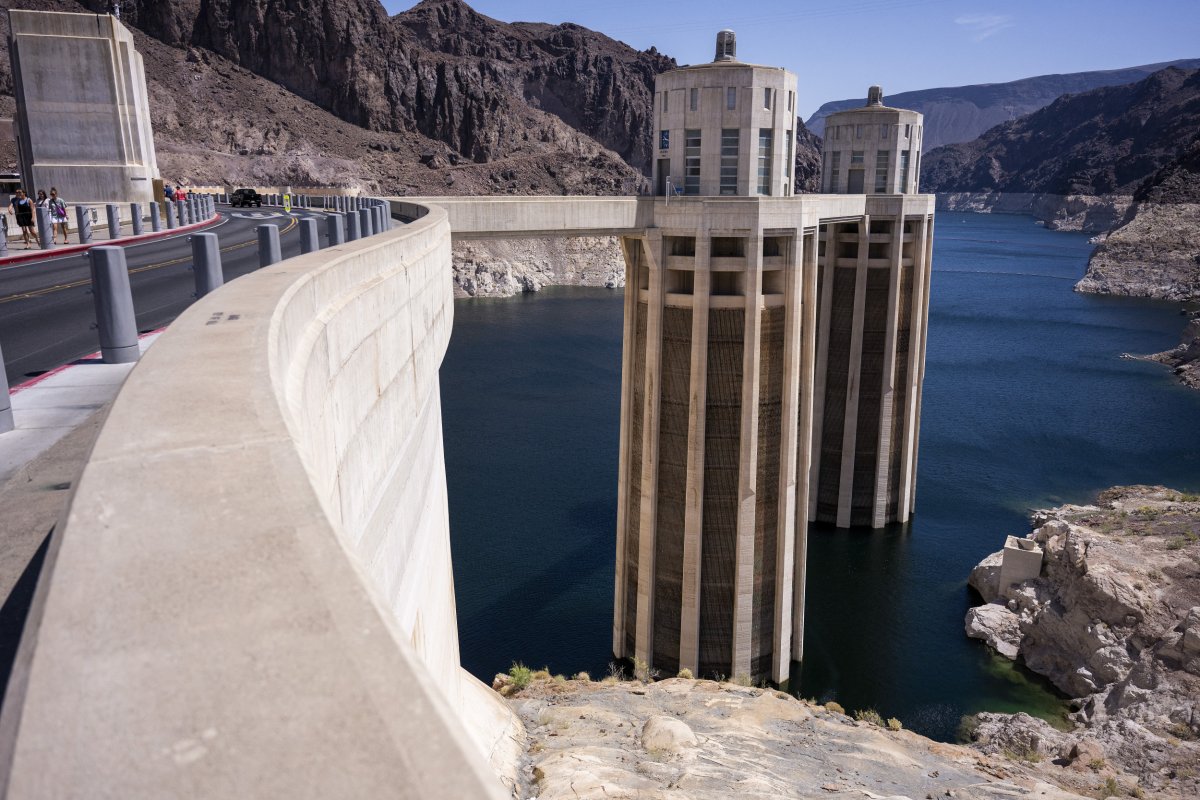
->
[0,202,512,797]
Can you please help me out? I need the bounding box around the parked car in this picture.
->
[230,188,262,208]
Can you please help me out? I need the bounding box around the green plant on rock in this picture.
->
[1088,758,1107,772]
[572,671,591,682]
[824,701,845,715]
[956,715,981,743]
[887,717,903,731]
[508,662,533,690]
[853,708,885,727]
[677,668,694,680]
[1002,742,1041,764]
[631,656,657,683]
[1101,777,1120,798]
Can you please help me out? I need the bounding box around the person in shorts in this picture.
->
[48,187,69,244]
[9,189,36,249]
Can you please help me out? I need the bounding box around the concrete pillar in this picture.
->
[808,224,835,521]
[358,208,373,237]
[792,231,819,661]
[0,338,13,433]
[326,213,345,246]
[871,216,905,529]
[190,232,223,298]
[732,232,764,679]
[130,203,144,236]
[35,206,53,248]
[175,200,187,227]
[75,205,93,244]
[0,227,6,257]
[150,202,162,232]
[678,235,711,676]
[633,230,665,666]
[256,224,281,267]
[105,204,120,240]
[299,217,319,254]
[87,247,139,364]
[836,218,870,528]
[612,237,640,657]
[165,202,177,230]
[345,212,361,242]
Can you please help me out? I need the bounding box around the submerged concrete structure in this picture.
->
[613,45,934,684]
[7,10,159,204]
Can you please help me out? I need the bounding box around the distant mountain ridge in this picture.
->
[807,59,1200,150]
[920,67,1200,198]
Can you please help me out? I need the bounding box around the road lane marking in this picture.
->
[0,217,299,305]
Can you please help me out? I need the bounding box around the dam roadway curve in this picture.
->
[0,205,329,387]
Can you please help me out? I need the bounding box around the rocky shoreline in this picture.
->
[963,486,1200,798]
[935,192,1132,234]
[452,236,625,298]
[1147,313,1200,389]
[1076,204,1200,302]
[497,673,1093,800]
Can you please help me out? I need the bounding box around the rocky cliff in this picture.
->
[1076,133,1200,302]
[806,59,1200,149]
[498,673,1093,800]
[1148,313,1200,389]
[963,486,1200,797]
[921,67,1200,233]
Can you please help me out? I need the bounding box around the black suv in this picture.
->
[230,188,262,207]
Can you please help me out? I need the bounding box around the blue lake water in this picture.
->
[440,211,1200,741]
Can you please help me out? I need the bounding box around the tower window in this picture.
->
[874,151,890,193]
[685,129,701,195]
[899,151,910,194]
[829,151,841,191]
[850,150,864,165]
[720,128,739,194]
[905,123,912,138]
[785,130,793,179]
[763,88,772,109]
[757,128,773,196]
[690,88,698,111]
[788,91,794,111]
[660,130,670,150]
[855,124,863,139]
[726,87,737,110]
[662,91,669,113]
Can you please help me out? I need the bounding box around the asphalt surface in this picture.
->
[1,204,333,387]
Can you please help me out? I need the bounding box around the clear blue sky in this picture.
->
[381,0,1200,118]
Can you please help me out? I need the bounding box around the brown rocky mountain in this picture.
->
[0,0,822,196]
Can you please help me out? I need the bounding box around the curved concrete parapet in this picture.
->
[0,203,509,797]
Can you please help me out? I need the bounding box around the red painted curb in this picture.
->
[10,328,167,394]
[0,214,223,267]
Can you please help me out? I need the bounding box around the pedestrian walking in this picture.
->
[48,187,69,244]
[9,189,36,249]
[164,183,175,202]
[35,189,47,210]
[176,186,188,201]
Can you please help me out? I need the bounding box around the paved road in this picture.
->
[1,205,333,387]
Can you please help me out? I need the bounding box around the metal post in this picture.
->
[0,225,7,257]
[190,232,223,298]
[88,247,139,364]
[358,207,373,237]
[130,203,144,236]
[326,213,345,246]
[105,204,121,240]
[165,202,177,229]
[0,338,14,433]
[299,217,319,253]
[150,202,162,232]
[73,206,93,244]
[35,206,53,249]
[345,212,361,242]
[256,224,281,267]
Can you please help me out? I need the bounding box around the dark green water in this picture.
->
[440,212,1200,741]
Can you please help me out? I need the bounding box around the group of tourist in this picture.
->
[6,187,70,249]
[163,183,189,202]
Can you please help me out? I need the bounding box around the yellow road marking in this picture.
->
[0,217,299,305]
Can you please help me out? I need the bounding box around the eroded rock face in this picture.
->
[963,487,1200,797]
[1149,315,1200,390]
[507,676,1091,800]
[451,236,625,298]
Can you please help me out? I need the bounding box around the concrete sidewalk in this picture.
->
[0,334,159,621]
